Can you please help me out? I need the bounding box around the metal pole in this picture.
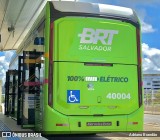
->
[152,86,154,114]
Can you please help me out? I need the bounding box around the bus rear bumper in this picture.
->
[42,105,143,133]
[126,105,144,131]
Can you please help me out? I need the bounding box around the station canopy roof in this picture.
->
[0,0,47,51]
[0,0,136,51]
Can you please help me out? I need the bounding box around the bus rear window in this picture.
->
[54,17,137,65]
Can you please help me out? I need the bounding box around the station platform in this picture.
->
[0,113,47,140]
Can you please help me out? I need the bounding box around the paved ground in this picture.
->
[144,114,160,128]
[0,113,159,140]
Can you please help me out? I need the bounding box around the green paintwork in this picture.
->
[42,104,143,132]
[53,62,138,115]
[54,17,137,64]
[41,2,143,133]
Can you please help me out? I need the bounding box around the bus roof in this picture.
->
[51,1,139,26]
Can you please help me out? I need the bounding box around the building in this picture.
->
[0,80,2,104]
[143,74,160,105]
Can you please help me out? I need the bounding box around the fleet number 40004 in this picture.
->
[106,93,131,100]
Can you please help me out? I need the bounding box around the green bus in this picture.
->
[6,1,143,133]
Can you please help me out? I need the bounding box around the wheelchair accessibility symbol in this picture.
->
[67,90,80,103]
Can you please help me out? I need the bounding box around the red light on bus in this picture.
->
[56,124,69,126]
[128,122,138,125]
[133,122,138,125]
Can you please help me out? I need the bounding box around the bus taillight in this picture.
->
[56,124,69,126]
[128,122,139,125]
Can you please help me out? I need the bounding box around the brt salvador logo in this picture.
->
[78,28,119,52]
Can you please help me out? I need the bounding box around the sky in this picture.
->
[0,0,160,84]
[79,0,160,74]
[0,51,15,83]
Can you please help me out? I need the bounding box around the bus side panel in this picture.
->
[43,2,50,131]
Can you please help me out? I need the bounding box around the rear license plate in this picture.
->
[86,122,112,126]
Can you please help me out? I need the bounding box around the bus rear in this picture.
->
[43,1,143,133]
